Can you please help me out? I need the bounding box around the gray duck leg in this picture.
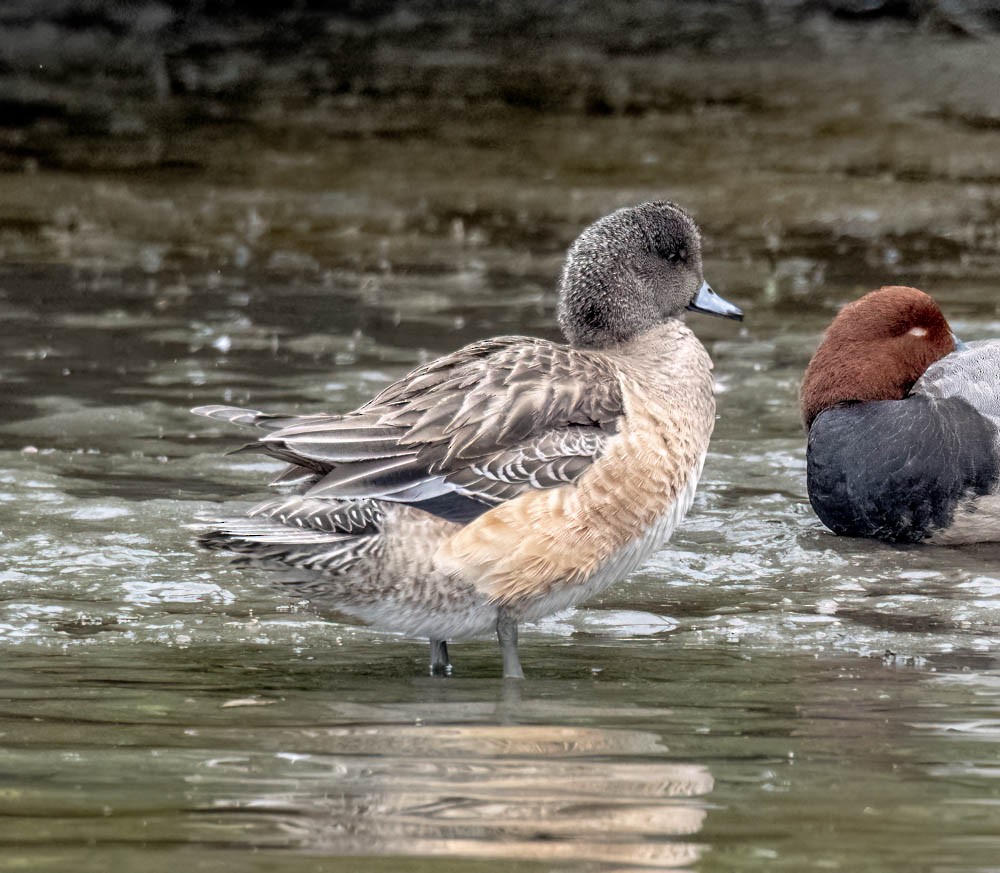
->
[496,608,524,680]
[429,638,452,676]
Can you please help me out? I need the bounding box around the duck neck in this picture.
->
[603,321,712,397]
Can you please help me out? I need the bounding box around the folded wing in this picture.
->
[194,336,625,523]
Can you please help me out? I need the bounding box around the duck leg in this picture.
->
[429,638,452,676]
[496,608,525,680]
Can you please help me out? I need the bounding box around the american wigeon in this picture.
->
[193,201,743,677]
[802,285,1000,544]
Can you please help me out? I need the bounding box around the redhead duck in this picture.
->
[193,201,743,678]
[801,285,1000,544]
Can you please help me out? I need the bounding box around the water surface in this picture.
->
[1,20,999,873]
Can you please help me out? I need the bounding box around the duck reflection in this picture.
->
[190,721,713,869]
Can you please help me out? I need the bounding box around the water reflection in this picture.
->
[191,724,712,869]
[0,654,715,870]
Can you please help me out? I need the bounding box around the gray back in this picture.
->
[913,341,1000,421]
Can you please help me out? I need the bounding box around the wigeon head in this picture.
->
[557,201,742,348]
[800,285,956,429]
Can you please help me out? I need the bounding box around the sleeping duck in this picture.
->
[802,285,1000,545]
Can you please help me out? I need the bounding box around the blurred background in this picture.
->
[2,4,1000,873]
[3,0,1000,287]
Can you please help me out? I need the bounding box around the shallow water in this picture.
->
[2,17,1000,873]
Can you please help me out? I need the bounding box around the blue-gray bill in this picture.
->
[687,281,743,321]
[952,332,967,351]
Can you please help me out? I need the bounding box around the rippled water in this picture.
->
[2,22,1000,873]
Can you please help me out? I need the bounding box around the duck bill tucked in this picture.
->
[687,281,743,321]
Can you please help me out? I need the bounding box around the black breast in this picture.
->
[806,396,1000,543]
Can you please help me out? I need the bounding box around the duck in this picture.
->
[192,201,743,678]
[801,284,1000,545]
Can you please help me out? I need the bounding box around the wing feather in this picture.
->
[195,336,624,520]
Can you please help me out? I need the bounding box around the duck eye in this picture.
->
[665,246,687,265]
[907,326,928,338]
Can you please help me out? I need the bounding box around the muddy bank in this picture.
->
[1,2,1000,303]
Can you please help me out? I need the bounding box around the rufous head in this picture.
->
[800,286,955,428]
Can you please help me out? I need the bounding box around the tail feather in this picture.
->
[191,405,333,433]
[192,405,270,427]
[193,406,390,577]
[195,496,384,576]
[197,525,376,575]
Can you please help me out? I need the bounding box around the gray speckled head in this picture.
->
[557,201,706,348]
